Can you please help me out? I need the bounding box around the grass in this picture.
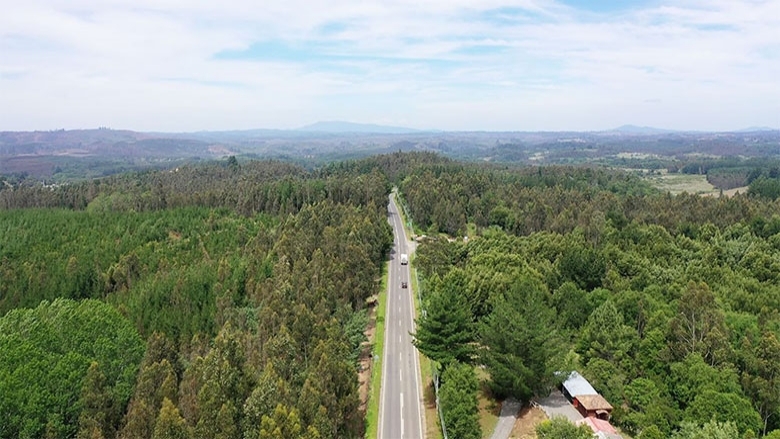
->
[364,260,389,439]
[642,171,720,195]
[475,367,500,438]
[410,257,443,439]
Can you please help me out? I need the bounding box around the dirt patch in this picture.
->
[509,406,547,439]
[358,296,378,414]
[423,375,440,438]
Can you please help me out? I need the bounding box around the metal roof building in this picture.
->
[561,371,597,398]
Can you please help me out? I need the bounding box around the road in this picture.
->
[378,193,425,439]
[489,398,521,439]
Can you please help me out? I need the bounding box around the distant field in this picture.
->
[643,171,721,195]
[641,171,751,197]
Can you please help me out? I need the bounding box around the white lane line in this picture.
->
[400,394,405,439]
[405,257,425,439]
[400,367,403,382]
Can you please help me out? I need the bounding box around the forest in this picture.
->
[0,159,392,438]
[4,151,780,438]
[400,157,780,438]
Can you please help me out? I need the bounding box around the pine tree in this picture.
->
[439,363,481,439]
[413,283,475,366]
[479,273,560,400]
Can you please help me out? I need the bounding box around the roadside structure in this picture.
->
[561,372,613,420]
[558,371,623,438]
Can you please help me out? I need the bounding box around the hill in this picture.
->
[297,121,422,134]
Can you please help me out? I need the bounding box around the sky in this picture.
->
[1,0,779,132]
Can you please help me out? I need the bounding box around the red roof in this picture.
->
[576,417,618,434]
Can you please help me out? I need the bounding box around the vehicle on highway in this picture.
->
[400,253,408,265]
[401,281,408,288]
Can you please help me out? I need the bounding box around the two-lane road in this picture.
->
[378,193,424,439]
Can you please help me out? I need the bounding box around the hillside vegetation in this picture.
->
[0,159,392,439]
[399,157,780,437]
[5,152,780,438]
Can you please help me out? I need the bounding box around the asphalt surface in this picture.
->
[537,390,583,422]
[489,398,522,439]
[378,194,425,439]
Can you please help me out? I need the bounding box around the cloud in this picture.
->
[1,0,778,131]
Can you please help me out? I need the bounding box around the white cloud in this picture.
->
[0,0,778,131]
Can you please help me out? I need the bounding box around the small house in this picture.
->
[561,371,613,420]
[561,371,597,401]
[572,394,613,420]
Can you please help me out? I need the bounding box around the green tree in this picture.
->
[638,425,665,439]
[668,353,742,409]
[741,331,780,435]
[479,273,560,400]
[684,390,761,435]
[439,363,481,439]
[672,420,740,439]
[413,281,475,366]
[557,243,606,290]
[536,417,593,439]
[77,362,115,439]
[552,282,592,330]
[257,404,319,439]
[669,282,730,366]
[243,363,290,439]
[578,300,638,373]
[0,299,144,439]
[152,398,191,439]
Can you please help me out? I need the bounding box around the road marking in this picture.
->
[403,241,425,439]
[400,367,403,382]
[400,394,405,438]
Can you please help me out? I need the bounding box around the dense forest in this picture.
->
[0,159,392,438]
[401,157,780,437]
[5,151,780,438]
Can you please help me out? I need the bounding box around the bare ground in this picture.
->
[358,295,378,415]
[509,406,547,439]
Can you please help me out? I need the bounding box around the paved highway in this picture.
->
[378,193,425,439]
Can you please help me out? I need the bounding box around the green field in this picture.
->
[643,171,721,195]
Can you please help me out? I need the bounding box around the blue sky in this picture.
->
[1,0,778,131]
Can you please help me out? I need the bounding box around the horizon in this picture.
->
[2,121,779,135]
[2,0,779,132]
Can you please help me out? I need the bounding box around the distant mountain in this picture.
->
[297,121,421,134]
[736,126,779,132]
[611,125,677,135]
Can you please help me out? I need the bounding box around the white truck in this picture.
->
[400,253,408,265]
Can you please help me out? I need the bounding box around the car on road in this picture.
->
[401,281,408,288]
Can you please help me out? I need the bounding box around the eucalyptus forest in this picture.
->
[4,152,780,438]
